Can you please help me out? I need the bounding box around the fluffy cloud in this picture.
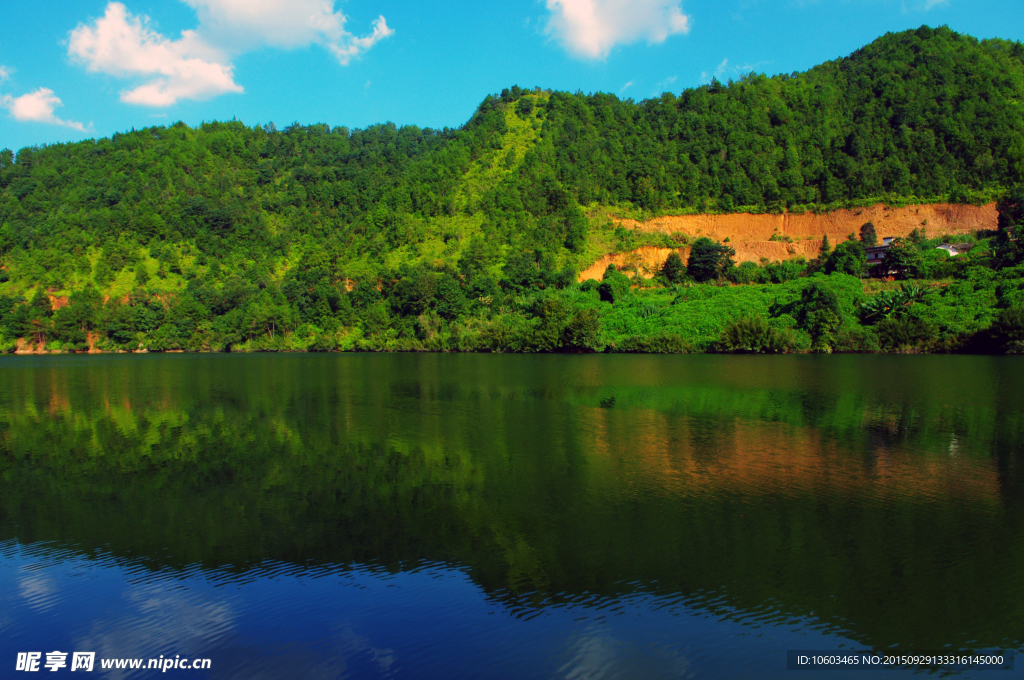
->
[0,88,88,131]
[545,0,690,59]
[182,0,393,62]
[0,66,12,82]
[328,16,394,66]
[68,2,243,107]
[67,1,393,107]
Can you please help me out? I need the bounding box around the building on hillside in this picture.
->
[865,237,894,267]
[936,243,973,257]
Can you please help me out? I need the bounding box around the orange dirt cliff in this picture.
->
[580,202,996,281]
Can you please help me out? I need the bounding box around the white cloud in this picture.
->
[77,581,237,672]
[619,81,633,94]
[0,66,12,82]
[68,2,242,107]
[182,0,393,63]
[17,572,60,612]
[327,16,394,66]
[0,88,89,131]
[544,0,690,59]
[67,1,393,108]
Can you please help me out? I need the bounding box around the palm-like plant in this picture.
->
[861,283,927,322]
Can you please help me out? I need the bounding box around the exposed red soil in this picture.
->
[581,203,996,281]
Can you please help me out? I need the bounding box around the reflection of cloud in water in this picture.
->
[18,571,60,612]
[73,581,236,679]
[332,621,396,677]
[211,619,396,680]
[558,627,691,680]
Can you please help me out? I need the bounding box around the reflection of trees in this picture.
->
[0,355,1022,652]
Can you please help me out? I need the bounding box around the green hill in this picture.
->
[1,25,1023,353]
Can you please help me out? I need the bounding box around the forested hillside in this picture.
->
[1,25,1023,354]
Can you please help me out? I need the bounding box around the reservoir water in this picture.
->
[0,354,1021,679]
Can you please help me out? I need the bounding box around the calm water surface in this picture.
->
[0,354,1021,679]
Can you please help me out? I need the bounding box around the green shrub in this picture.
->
[825,240,866,276]
[687,238,735,282]
[833,326,880,353]
[875,316,935,352]
[714,315,796,353]
[310,333,339,352]
[661,251,686,283]
[987,306,1024,353]
[599,266,631,303]
[728,261,763,284]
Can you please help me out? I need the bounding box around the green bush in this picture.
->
[987,306,1024,353]
[825,240,866,276]
[875,316,935,352]
[714,316,796,354]
[661,251,687,283]
[599,265,631,304]
[687,238,735,282]
[728,261,763,284]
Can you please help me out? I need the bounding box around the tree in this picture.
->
[599,265,631,303]
[562,208,588,252]
[883,238,922,279]
[435,274,466,320]
[995,184,1024,267]
[796,280,843,352]
[563,309,601,351]
[661,251,686,283]
[818,234,832,260]
[502,252,541,291]
[988,306,1024,353]
[825,240,867,276]
[687,238,735,282]
[860,222,878,247]
[135,263,150,287]
[533,298,574,351]
[997,184,1024,231]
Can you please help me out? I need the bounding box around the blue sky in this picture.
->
[1,0,1021,152]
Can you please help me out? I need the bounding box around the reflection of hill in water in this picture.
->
[1,354,1022,652]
